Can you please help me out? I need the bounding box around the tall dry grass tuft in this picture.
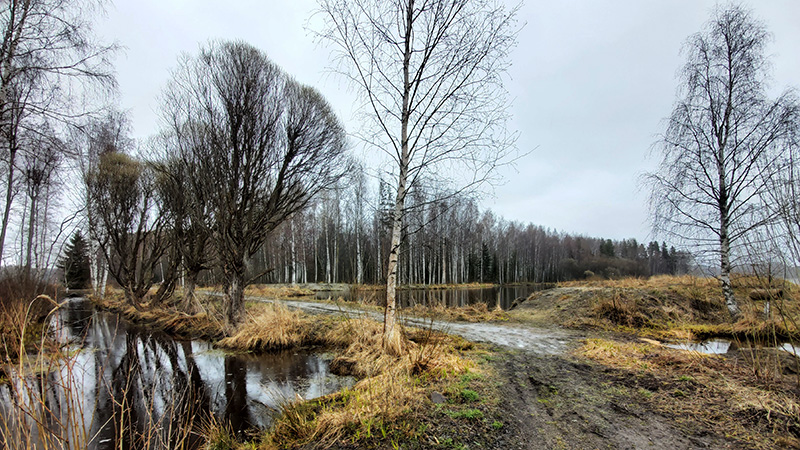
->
[261,315,473,449]
[0,272,61,363]
[200,415,238,450]
[218,304,316,351]
[1,296,210,450]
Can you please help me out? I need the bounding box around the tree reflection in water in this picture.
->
[0,299,354,449]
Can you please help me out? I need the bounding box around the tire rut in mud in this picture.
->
[492,350,735,450]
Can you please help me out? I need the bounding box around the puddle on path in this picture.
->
[665,339,733,354]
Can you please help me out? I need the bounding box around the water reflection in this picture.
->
[0,299,354,449]
[665,339,733,354]
[321,284,553,309]
[781,343,800,357]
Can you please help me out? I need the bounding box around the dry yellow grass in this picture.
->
[0,296,59,363]
[578,338,800,449]
[217,304,317,351]
[93,293,225,340]
[404,302,509,323]
[245,284,315,299]
[560,274,797,296]
[559,274,724,291]
[521,275,800,342]
[258,315,473,449]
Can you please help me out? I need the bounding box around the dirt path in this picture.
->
[493,351,735,450]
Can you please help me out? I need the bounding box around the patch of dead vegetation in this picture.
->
[404,301,509,323]
[93,293,226,340]
[577,338,800,449]
[513,275,800,342]
[254,316,476,449]
[217,303,322,351]
[245,284,315,299]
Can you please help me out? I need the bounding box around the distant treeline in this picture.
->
[191,172,691,286]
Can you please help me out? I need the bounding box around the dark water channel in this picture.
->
[316,283,553,309]
[0,299,353,449]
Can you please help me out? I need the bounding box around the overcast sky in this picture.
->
[94,1,800,243]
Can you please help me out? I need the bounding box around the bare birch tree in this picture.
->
[21,128,61,279]
[316,0,519,352]
[0,0,116,264]
[162,41,348,330]
[646,5,798,319]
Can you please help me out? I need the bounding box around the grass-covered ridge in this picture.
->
[513,274,800,341]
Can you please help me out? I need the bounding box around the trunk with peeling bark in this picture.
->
[384,163,407,354]
[719,224,740,319]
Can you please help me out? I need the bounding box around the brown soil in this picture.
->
[491,350,738,450]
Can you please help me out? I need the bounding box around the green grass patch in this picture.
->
[460,389,480,403]
[445,408,484,420]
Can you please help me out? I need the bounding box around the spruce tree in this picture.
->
[58,231,91,289]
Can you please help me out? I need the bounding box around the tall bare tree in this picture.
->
[78,111,131,298]
[163,41,348,330]
[85,152,171,309]
[646,5,798,318]
[316,0,519,352]
[0,0,116,264]
[21,127,61,278]
[151,137,213,313]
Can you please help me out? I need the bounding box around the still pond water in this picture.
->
[0,299,353,449]
[316,283,553,309]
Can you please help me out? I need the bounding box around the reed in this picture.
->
[0,297,210,450]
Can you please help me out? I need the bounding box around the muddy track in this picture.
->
[493,351,736,450]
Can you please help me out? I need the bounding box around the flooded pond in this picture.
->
[0,298,353,449]
[317,284,553,310]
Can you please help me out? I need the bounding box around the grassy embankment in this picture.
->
[513,274,800,341]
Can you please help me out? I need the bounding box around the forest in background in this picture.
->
[227,169,691,286]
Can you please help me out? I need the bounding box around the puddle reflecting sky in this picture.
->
[665,339,733,354]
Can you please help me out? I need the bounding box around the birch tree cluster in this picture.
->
[0,0,115,294]
[213,171,691,287]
